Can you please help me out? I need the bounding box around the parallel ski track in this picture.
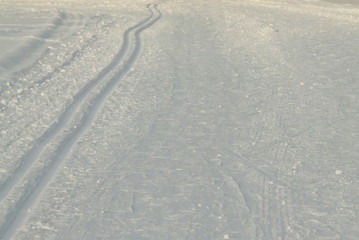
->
[0,4,162,239]
[0,5,153,201]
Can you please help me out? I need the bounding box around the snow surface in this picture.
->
[0,0,358,239]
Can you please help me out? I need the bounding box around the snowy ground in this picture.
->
[0,0,358,239]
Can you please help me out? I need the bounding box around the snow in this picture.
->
[0,0,358,239]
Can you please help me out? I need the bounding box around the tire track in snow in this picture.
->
[0,4,162,239]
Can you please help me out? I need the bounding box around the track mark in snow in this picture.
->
[0,4,162,240]
[0,5,154,202]
[228,176,252,213]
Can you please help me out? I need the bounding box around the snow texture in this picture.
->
[0,0,358,239]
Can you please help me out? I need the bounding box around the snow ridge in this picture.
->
[0,10,65,74]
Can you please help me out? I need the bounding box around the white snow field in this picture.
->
[0,0,358,239]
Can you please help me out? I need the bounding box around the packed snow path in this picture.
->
[0,0,358,239]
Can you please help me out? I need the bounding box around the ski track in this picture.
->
[1,0,357,239]
[0,4,162,240]
[0,4,154,201]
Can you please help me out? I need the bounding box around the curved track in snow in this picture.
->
[0,4,162,239]
[0,0,358,239]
